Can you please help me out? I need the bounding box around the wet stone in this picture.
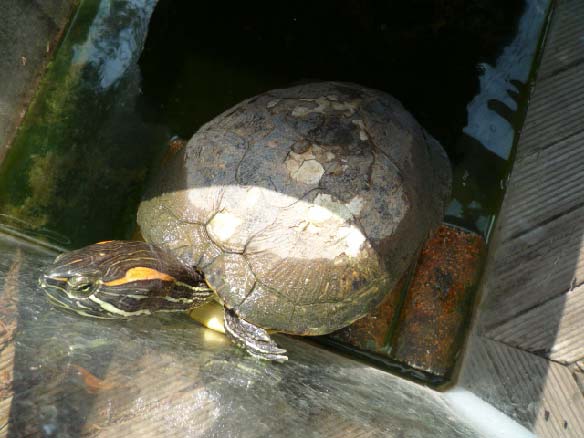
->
[390,224,485,379]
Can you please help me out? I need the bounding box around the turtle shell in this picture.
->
[137,82,451,335]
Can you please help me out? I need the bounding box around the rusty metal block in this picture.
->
[390,224,485,379]
[327,276,407,354]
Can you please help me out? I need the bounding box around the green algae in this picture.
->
[0,0,162,248]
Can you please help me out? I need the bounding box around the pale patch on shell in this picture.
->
[313,193,353,221]
[290,149,316,161]
[337,226,367,257]
[292,160,325,185]
[183,186,369,262]
[292,96,360,118]
[207,212,242,243]
[266,99,280,109]
[307,204,333,223]
[286,148,324,185]
[347,195,364,216]
[352,119,369,141]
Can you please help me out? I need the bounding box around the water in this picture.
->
[0,0,549,248]
[1,235,487,437]
[138,0,549,237]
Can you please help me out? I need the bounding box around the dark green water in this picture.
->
[138,0,546,239]
[0,0,548,248]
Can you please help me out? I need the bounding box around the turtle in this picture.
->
[40,82,451,361]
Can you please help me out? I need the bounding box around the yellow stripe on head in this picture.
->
[104,267,175,286]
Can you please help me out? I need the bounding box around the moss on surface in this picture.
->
[0,0,162,248]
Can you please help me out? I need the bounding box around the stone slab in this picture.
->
[327,274,405,354]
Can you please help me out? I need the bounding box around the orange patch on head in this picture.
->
[96,240,113,245]
[104,267,175,286]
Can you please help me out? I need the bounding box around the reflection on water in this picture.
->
[450,0,549,236]
[72,0,155,91]
[464,0,548,160]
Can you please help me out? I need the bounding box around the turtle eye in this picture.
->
[67,275,98,297]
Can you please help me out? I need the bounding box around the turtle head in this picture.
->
[39,240,214,319]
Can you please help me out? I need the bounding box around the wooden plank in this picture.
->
[517,62,584,162]
[477,201,584,330]
[537,0,584,81]
[499,129,584,241]
[476,51,584,330]
[570,361,584,397]
[459,2,584,435]
[459,335,584,438]
[487,283,584,363]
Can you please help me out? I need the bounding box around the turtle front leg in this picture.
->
[224,308,288,362]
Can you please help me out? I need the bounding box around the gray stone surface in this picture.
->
[0,234,483,438]
[0,0,77,161]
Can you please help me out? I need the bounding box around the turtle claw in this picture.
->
[224,308,288,362]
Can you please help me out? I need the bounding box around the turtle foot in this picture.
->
[224,308,288,362]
